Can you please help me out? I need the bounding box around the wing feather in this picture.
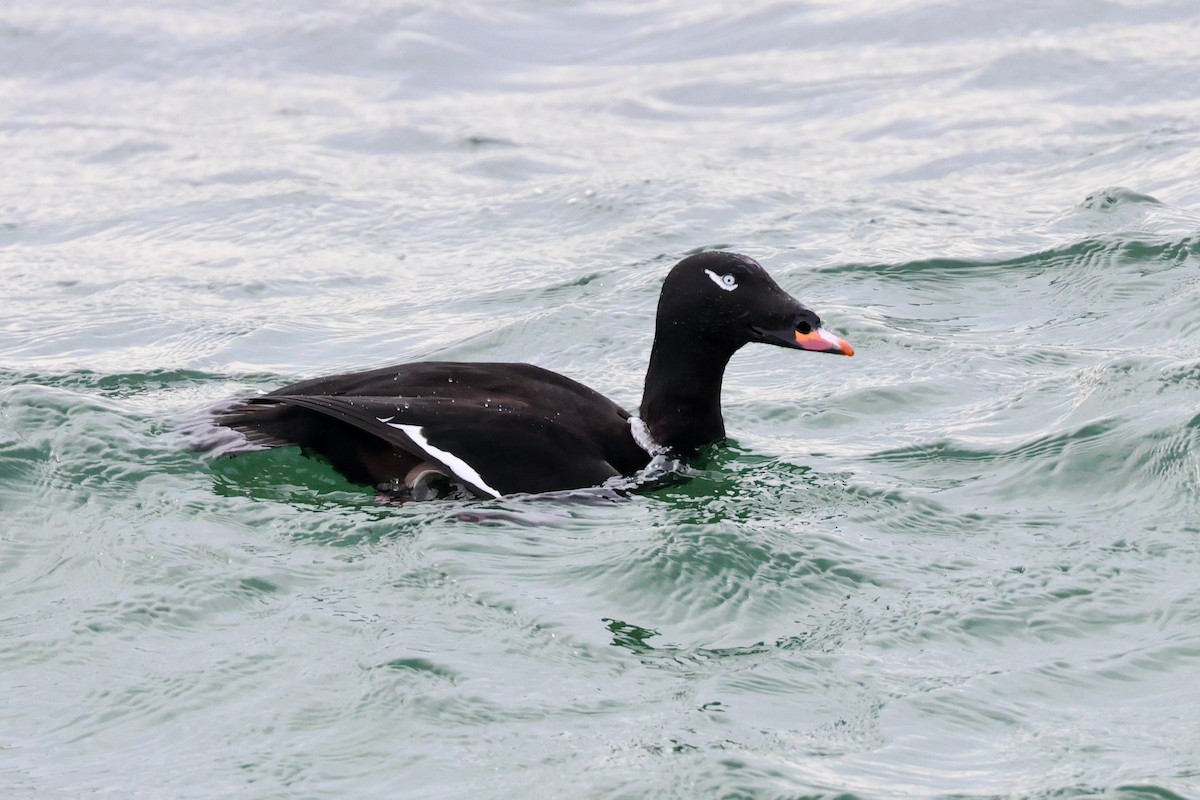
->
[230,394,620,497]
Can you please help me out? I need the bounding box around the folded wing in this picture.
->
[216,393,626,497]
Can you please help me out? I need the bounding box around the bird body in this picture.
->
[208,252,853,499]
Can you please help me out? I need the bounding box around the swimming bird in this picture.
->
[208,251,853,499]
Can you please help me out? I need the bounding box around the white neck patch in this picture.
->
[629,417,669,457]
[704,268,739,292]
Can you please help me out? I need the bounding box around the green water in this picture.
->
[3,1,1200,797]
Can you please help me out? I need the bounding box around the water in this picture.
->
[3,1,1200,797]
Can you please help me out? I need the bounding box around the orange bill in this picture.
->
[795,327,854,356]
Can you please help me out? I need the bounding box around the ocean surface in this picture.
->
[3,1,1200,797]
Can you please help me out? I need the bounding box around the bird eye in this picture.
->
[704,268,739,292]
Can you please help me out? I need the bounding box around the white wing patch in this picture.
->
[704,268,738,292]
[379,419,503,499]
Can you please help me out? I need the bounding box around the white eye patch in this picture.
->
[704,269,738,292]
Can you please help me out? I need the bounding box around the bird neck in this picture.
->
[638,330,739,457]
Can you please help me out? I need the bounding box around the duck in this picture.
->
[208,251,853,499]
